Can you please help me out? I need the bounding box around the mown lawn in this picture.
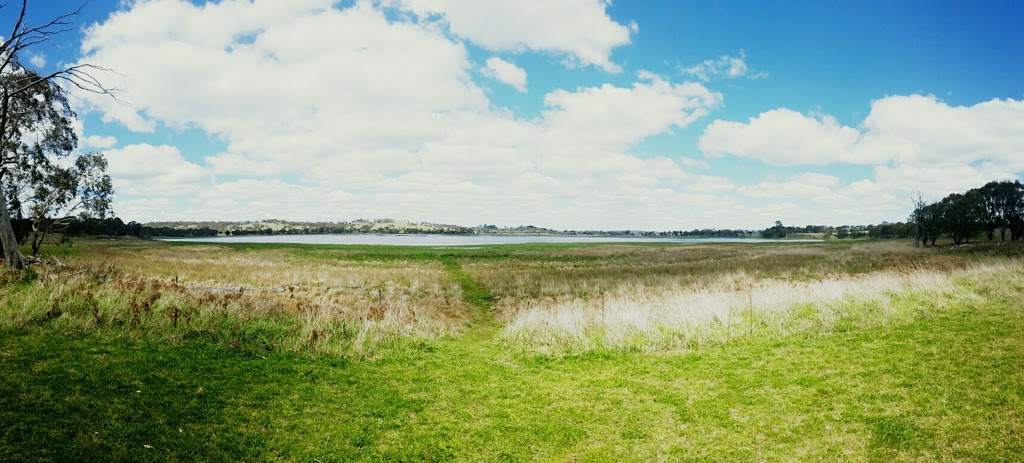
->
[2,287,1022,461]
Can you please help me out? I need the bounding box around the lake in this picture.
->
[163,234,817,246]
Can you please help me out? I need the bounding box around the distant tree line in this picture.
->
[10,217,219,243]
[759,221,916,240]
[222,225,472,236]
[140,219,476,236]
[649,229,757,238]
[912,180,1024,246]
[761,222,833,239]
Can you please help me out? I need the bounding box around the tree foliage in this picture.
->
[22,152,113,255]
[1,1,115,268]
[911,180,1024,246]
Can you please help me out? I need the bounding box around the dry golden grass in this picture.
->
[467,241,961,300]
[4,241,472,355]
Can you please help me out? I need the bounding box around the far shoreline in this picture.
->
[158,233,823,247]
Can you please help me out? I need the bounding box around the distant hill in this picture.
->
[143,219,474,236]
[140,219,763,238]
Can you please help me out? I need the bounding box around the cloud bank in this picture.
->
[71,1,1023,230]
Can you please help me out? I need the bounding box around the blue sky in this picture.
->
[15,0,1024,229]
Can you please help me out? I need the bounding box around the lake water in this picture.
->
[163,234,816,246]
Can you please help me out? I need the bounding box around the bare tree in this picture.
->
[0,0,116,269]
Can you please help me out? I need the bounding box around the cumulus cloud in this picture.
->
[481,57,527,92]
[72,1,728,229]
[73,1,1021,230]
[81,135,118,149]
[541,73,721,151]
[854,95,1024,169]
[702,95,1024,222]
[104,144,206,195]
[387,0,633,72]
[701,95,1024,171]
[700,109,862,166]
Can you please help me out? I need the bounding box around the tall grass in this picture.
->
[8,238,1021,357]
[467,241,965,299]
[0,257,469,358]
[498,260,1018,354]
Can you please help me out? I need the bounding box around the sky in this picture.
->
[11,0,1024,230]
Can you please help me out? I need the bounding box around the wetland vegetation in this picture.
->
[2,238,1023,461]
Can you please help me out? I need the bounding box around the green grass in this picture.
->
[2,238,1024,460]
[2,282,1022,461]
[440,256,494,312]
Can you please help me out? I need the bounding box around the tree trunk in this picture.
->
[0,188,25,269]
[30,227,42,256]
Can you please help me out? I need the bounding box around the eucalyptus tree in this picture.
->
[996,180,1024,240]
[976,180,1024,241]
[1,0,115,268]
[915,201,945,246]
[19,152,113,256]
[941,191,986,245]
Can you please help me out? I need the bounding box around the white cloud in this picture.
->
[699,95,1024,225]
[28,52,46,68]
[541,73,721,152]
[678,157,710,169]
[72,1,728,229]
[739,172,840,199]
[70,0,1024,231]
[204,152,284,177]
[114,197,178,221]
[701,95,1024,171]
[854,95,1024,169]
[105,144,206,196]
[683,175,734,193]
[81,135,118,149]
[481,57,527,92]
[79,3,1021,230]
[78,1,487,135]
[700,109,862,166]
[682,50,765,82]
[388,0,633,72]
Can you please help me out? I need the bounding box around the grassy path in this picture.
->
[439,255,494,313]
[439,255,503,344]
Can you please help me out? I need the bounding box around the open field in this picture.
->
[2,238,1023,460]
